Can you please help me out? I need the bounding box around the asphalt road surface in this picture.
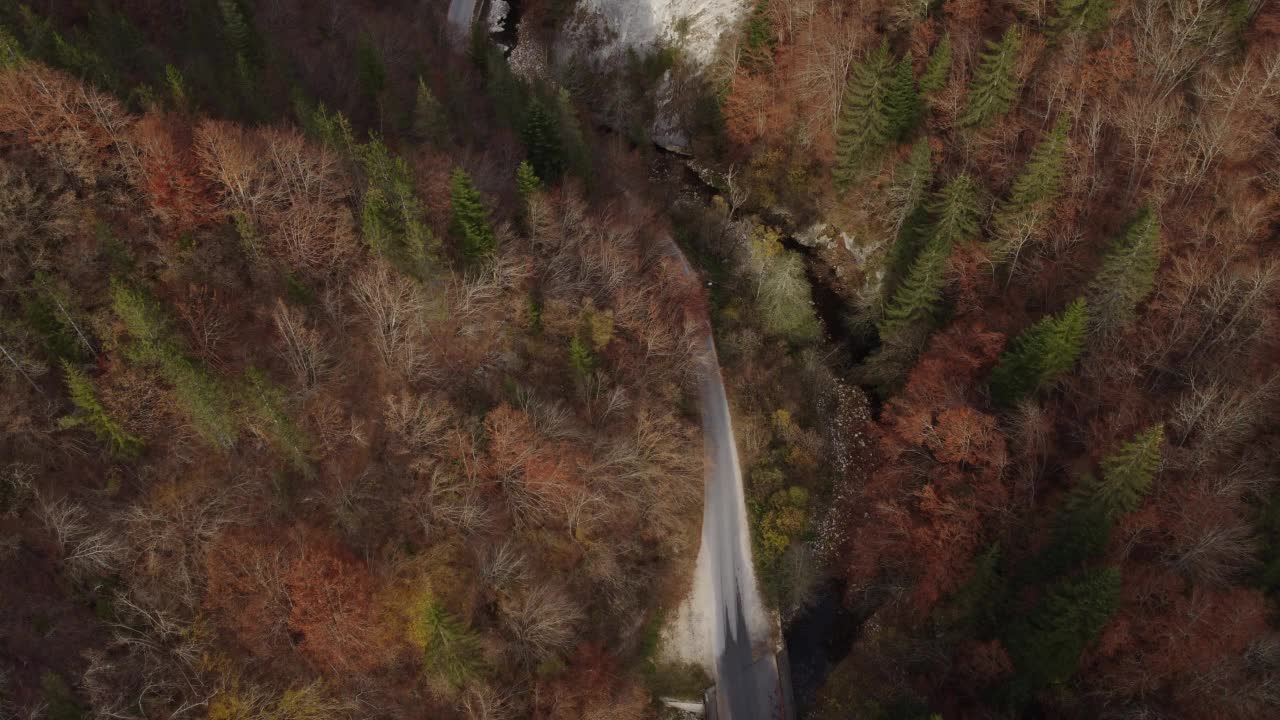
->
[699,340,786,720]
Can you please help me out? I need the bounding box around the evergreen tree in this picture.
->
[877,234,952,339]
[886,55,922,141]
[360,140,435,274]
[834,41,893,187]
[413,77,449,145]
[218,0,256,61]
[516,160,542,200]
[449,169,495,261]
[878,174,979,338]
[918,32,951,95]
[1049,0,1114,36]
[884,140,934,292]
[927,173,982,248]
[1088,424,1165,521]
[742,0,776,72]
[1086,207,1161,334]
[521,97,565,183]
[59,361,142,458]
[0,24,26,67]
[357,33,387,103]
[989,116,1071,265]
[1003,566,1122,706]
[988,298,1089,407]
[412,598,483,689]
[568,335,596,378]
[960,26,1022,128]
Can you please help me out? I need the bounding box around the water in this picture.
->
[783,581,859,716]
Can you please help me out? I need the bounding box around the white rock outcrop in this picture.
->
[570,0,750,66]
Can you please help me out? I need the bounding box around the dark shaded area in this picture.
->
[783,581,859,715]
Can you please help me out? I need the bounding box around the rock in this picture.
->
[795,222,836,251]
[652,70,693,154]
[569,0,751,66]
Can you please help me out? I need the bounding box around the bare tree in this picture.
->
[272,300,333,390]
[501,583,583,662]
[350,262,433,379]
[37,494,125,579]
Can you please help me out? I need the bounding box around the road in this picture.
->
[698,339,786,720]
[446,0,478,33]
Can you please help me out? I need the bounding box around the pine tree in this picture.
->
[1,24,26,68]
[568,335,596,378]
[413,77,449,145]
[1049,0,1114,36]
[989,116,1071,265]
[59,361,142,458]
[834,41,894,186]
[516,160,542,200]
[521,97,565,183]
[1086,207,1161,334]
[878,174,979,338]
[1090,424,1164,521]
[742,0,776,72]
[357,33,387,102]
[361,140,436,274]
[412,597,483,689]
[927,173,982,248]
[449,169,495,261]
[886,55,921,141]
[877,234,952,339]
[960,26,1022,128]
[918,33,951,95]
[884,140,934,291]
[988,298,1089,407]
[1003,566,1122,705]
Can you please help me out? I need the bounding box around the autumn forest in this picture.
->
[1,1,1279,720]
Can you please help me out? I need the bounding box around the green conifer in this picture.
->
[1003,566,1122,705]
[449,169,495,260]
[521,97,565,183]
[1049,0,1114,36]
[886,55,922,141]
[960,26,1022,128]
[413,598,483,688]
[989,116,1071,264]
[357,33,387,102]
[1086,207,1161,334]
[218,0,256,62]
[884,140,934,292]
[59,361,142,458]
[1089,424,1164,521]
[918,33,952,95]
[413,77,449,145]
[878,174,979,338]
[988,298,1089,407]
[516,160,542,200]
[834,41,893,186]
[0,24,26,67]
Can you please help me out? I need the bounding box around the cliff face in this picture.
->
[569,0,749,65]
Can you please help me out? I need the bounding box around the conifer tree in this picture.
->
[360,140,435,273]
[449,169,495,261]
[412,597,483,689]
[877,234,952,339]
[988,298,1089,407]
[884,140,934,290]
[878,174,980,338]
[1003,566,1122,705]
[918,33,951,95]
[1090,424,1164,521]
[59,361,142,458]
[1086,207,1161,334]
[521,97,565,183]
[1049,0,1114,36]
[413,77,449,146]
[516,160,542,200]
[834,41,893,186]
[886,55,921,141]
[927,173,982,248]
[989,116,1071,266]
[960,26,1022,128]
[357,33,387,103]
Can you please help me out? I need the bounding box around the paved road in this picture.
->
[446,0,478,33]
[698,340,786,720]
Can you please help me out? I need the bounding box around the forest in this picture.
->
[0,1,1278,720]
